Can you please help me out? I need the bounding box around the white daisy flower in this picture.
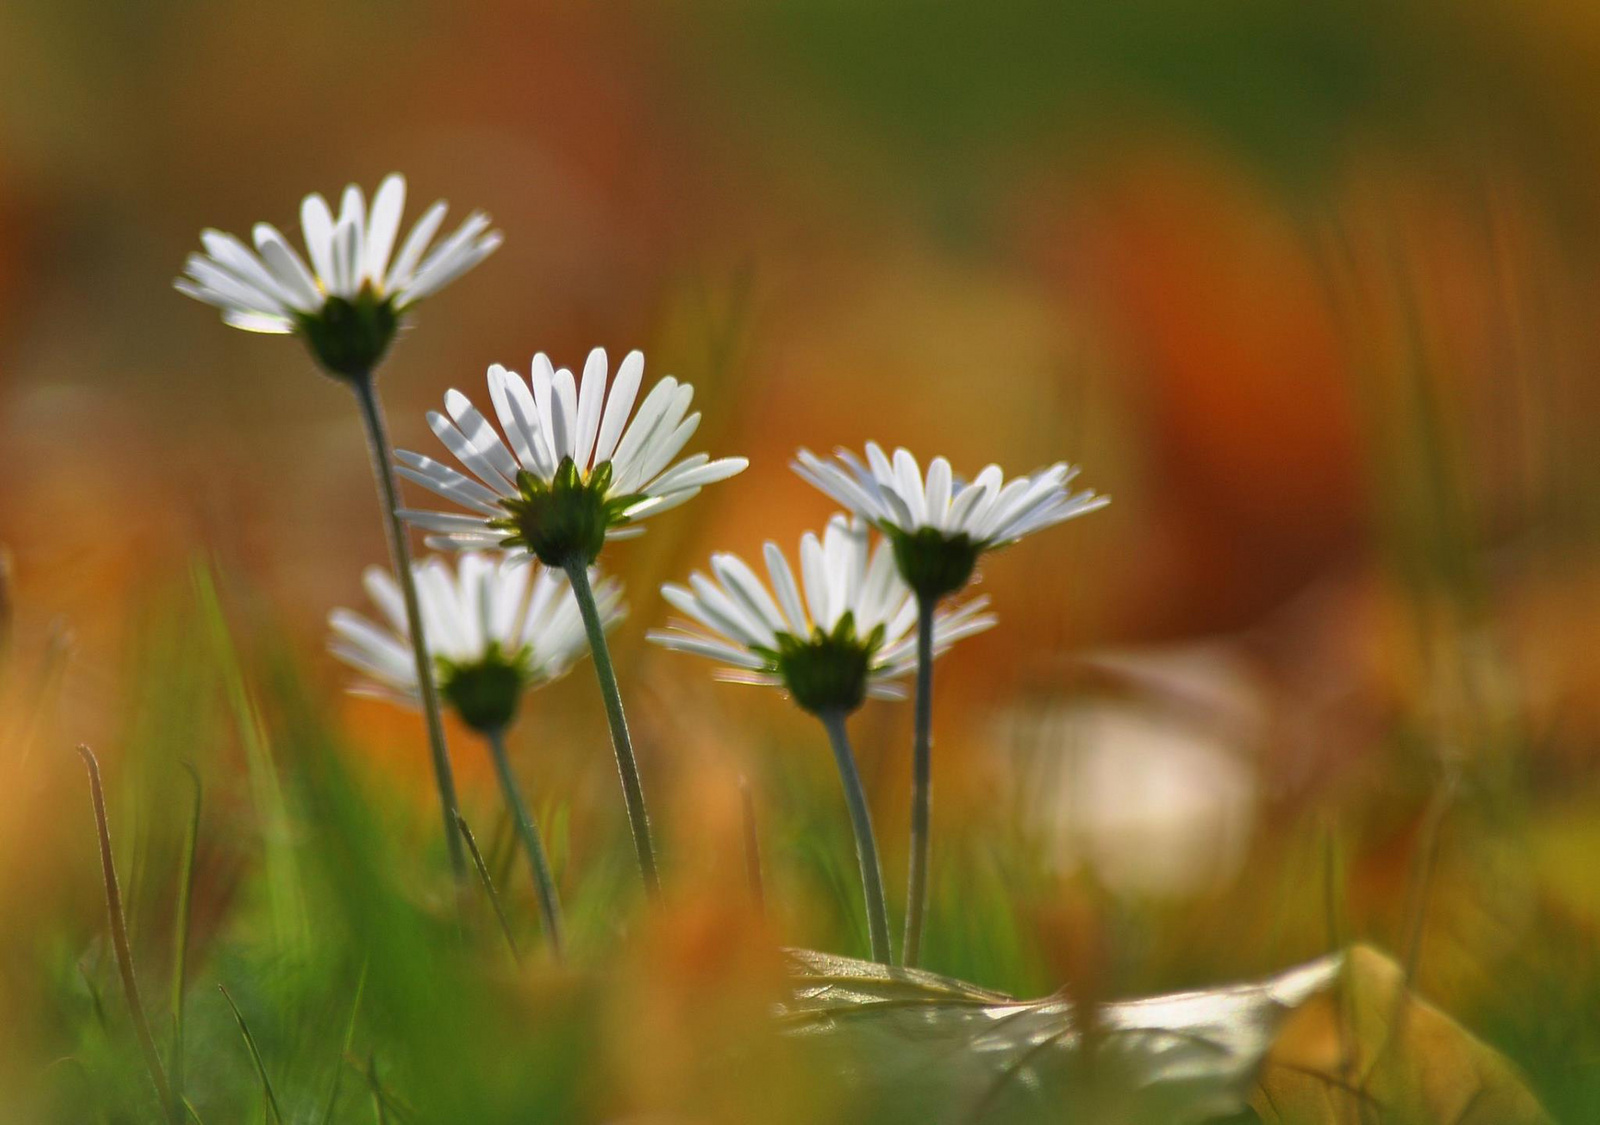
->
[397,348,749,567]
[793,442,1108,600]
[647,515,995,714]
[329,552,624,732]
[176,172,502,376]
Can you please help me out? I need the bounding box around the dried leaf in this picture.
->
[1253,945,1550,1124]
[782,945,1548,1124]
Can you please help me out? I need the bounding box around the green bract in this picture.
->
[886,526,982,603]
[437,642,532,734]
[491,457,645,567]
[295,288,400,380]
[761,612,887,716]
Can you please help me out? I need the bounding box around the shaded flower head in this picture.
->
[647,515,995,715]
[329,552,624,733]
[793,443,1107,600]
[176,173,501,377]
[398,348,748,567]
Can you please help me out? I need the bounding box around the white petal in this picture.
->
[623,408,700,494]
[892,448,927,525]
[689,572,775,647]
[299,193,337,287]
[607,376,678,481]
[252,223,323,309]
[550,366,579,464]
[646,627,766,671]
[593,350,644,466]
[403,212,492,298]
[573,347,608,471]
[662,582,754,648]
[398,509,496,534]
[489,365,553,477]
[200,229,311,312]
[394,452,506,514]
[763,542,809,634]
[445,389,521,482]
[386,200,447,291]
[711,553,788,636]
[646,456,746,496]
[799,531,832,632]
[184,255,283,313]
[330,217,361,298]
[220,309,296,333]
[337,183,368,286]
[792,451,885,521]
[619,486,700,522]
[427,409,516,492]
[329,609,414,684]
[361,566,409,635]
[399,234,499,303]
[365,173,406,287]
[925,457,953,531]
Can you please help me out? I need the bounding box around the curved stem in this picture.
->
[903,594,936,967]
[484,727,564,958]
[350,374,465,880]
[819,710,893,965]
[563,557,660,895]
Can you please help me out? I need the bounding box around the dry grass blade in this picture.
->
[78,745,176,1121]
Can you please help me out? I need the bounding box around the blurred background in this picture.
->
[3,0,1600,1120]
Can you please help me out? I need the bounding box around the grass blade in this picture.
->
[319,962,369,1125]
[193,562,305,948]
[169,763,201,1102]
[78,745,176,1121]
[218,983,284,1125]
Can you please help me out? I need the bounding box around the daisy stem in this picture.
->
[819,710,893,965]
[903,593,936,968]
[349,374,465,881]
[483,727,564,958]
[563,556,661,896]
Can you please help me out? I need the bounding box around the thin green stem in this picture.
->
[818,710,893,965]
[484,727,564,958]
[564,557,659,895]
[903,593,936,967]
[350,374,465,880]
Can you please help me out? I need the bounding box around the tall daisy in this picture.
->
[793,443,1106,965]
[331,552,625,955]
[648,515,995,964]
[179,173,502,879]
[399,348,749,892]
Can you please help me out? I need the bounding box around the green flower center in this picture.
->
[437,642,531,734]
[887,526,983,602]
[491,457,645,567]
[759,612,887,716]
[296,286,400,380]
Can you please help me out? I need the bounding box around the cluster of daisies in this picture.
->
[179,174,1106,965]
